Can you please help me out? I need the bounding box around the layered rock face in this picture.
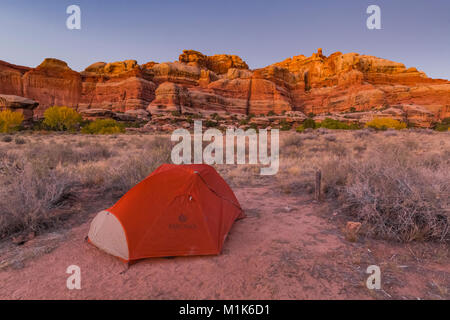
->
[0,49,449,127]
[0,61,30,96]
[80,59,156,113]
[22,58,82,116]
[272,50,450,119]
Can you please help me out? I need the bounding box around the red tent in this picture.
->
[88,164,244,262]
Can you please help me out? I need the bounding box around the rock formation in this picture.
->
[0,48,449,127]
[22,58,82,116]
[0,94,38,121]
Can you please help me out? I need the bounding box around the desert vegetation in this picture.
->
[365,117,407,130]
[0,134,171,238]
[276,129,449,242]
[81,119,125,134]
[0,129,448,245]
[0,110,24,133]
[42,106,82,131]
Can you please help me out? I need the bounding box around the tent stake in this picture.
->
[315,170,322,201]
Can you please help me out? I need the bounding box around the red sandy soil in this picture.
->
[0,187,448,299]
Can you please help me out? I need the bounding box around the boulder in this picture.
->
[344,221,362,242]
[124,109,151,121]
[113,112,138,122]
[79,108,115,120]
[0,94,39,121]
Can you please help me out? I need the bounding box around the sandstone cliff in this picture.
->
[0,49,449,127]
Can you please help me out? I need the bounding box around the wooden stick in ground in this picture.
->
[315,170,322,201]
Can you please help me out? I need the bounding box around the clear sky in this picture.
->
[1,0,449,79]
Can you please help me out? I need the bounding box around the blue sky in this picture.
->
[1,0,449,79]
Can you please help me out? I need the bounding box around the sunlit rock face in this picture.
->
[0,48,448,127]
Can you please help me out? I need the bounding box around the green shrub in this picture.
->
[43,106,82,131]
[295,125,305,132]
[204,120,219,128]
[434,118,450,132]
[317,118,359,130]
[279,120,292,131]
[303,118,316,129]
[81,119,125,134]
[365,118,407,130]
[0,110,24,133]
[267,111,276,116]
[121,121,143,128]
[210,113,223,121]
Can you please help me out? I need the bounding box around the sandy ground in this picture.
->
[0,187,449,300]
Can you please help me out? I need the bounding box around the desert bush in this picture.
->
[279,120,292,131]
[217,165,262,188]
[365,117,407,130]
[278,131,449,242]
[0,157,77,237]
[0,110,24,133]
[303,118,316,129]
[210,113,224,121]
[324,134,337,142]
[108,137,172,194]
[43,106,82,131]
[282,133,303,148]
[1,135,13,142]
[0,135,173,238]
[317,118,359,130]
[239,119,249,125]
[434,118,450,132]
[301,132,315,140]
[383,129,397,137]
[25,142,113,168]
[81,119,125,134]
[204,120,219,128]
[352,128,372,139]
[323,143,449,242]
[14,137,26,145]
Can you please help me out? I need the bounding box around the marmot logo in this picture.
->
[169,213,196,229]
